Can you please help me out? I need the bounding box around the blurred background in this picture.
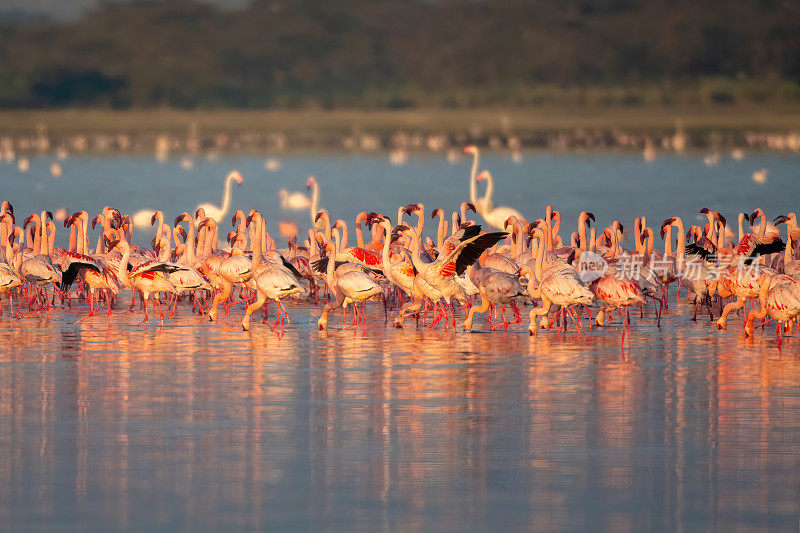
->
[1,0,799,110]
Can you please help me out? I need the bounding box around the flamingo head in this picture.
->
[64,213,75,227]
[333,219,345,230]
[174,212,190,226]
[226,231,237,245]
[526,220,542,234]
[585,212,595,225]
[306,176,317,189]
[106,236,122,251]
[356,212,368,224]
[195,207,205,219]
[150,211,160,226]
[402,204,418,215]
[504,216,516,230]
[245,211,261,227]
[476,170,489,182]
[43,211,53,221]
[366,212,385,226]
[700,207,710,215]
[462,202,476,214]
[464,145,477,154]
[314,210,328,223]
[749,209,763,225]
[22,214,34,228]
[431,208,444,219]
[3,202,13,218]
[229,171,244,186]
[660,218,675,239]
[716,213,727,228]
[773,214,789,225]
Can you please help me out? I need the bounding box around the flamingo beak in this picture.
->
[660,218,675,232]
[465,202,476,213]
[586,212,595,223]
[174,214,185,226]
[700,207,709,214]
[717,214,727,227]
[6,203,13,217]
[245,213,254,226]
[150,212,158,226]
[22,215,33,228]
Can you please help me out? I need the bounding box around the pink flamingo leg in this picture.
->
[136,297,150,326]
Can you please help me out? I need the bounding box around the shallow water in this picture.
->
[0,296,798,531]
[1,151,800,530]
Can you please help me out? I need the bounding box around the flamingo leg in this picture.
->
[136,297,150,326]
[155,297,165,325]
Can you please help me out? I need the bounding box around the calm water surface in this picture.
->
[0,298,798,531]
[1,152,799,530]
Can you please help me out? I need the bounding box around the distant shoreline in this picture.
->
[0,106,798,154]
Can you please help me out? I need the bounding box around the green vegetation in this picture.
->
[0,0,798,110]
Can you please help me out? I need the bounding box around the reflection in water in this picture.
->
[0,299,798,530]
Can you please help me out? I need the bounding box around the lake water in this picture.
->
[1,151,799,530]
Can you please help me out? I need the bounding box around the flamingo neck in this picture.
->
[738,213,745,243]
[579,214,588,251]
[117,245,131,285]
[534,231,544,281]
[355,221,365,249]
[251,219,262,271]
[220,174,236,216]
[309,182,319,225]
[673,218,686,269]
[664,226,673,256]
[33,218,41,255]
[339,221,348,251]
[69,226,77,253]
[481,173,494,210]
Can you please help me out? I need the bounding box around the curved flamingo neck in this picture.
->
[117,243,131,285]
[481,173,494,208]
[220,173,237,216]
[757,211,767,237]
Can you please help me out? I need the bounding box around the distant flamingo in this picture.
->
[475,171,524,230]
[195,170,244,223]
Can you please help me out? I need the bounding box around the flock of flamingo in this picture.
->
[1,145,799,345]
